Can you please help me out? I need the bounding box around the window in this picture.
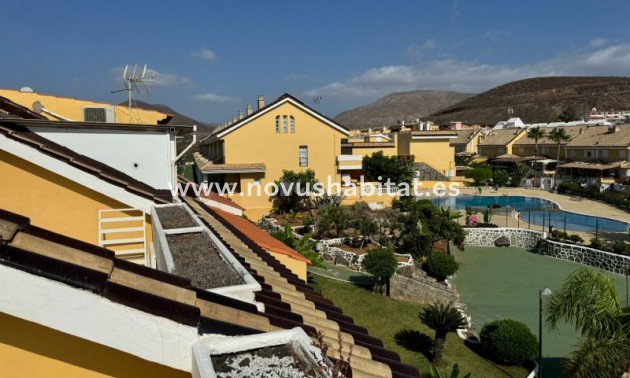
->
[620,150,626,158]
[601,149,609,159]
[290,116,295,133]
[586,150,594,158]
[275,116,280,133]
[299,146,308,167]
[283,116,288,133]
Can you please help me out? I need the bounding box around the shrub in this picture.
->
[362,246,398,294]
[466,167,493,185]
[423,252,459,281]
[480,319,538,365]
[568,234,584,244]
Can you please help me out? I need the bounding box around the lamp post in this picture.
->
[539,288,552,378]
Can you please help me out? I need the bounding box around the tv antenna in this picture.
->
[111,64,155,109]
[312,95,322,104]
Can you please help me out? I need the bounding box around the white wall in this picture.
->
[31,127,174,189]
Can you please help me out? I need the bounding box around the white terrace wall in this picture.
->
[464,228,543,249]
[464,228,630,275]
[538,240,630,275]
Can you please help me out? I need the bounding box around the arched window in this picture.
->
[290,116,295,133]
[282,116,288,133]
[275,116,280,133]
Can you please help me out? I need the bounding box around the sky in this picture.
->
[3,0,630,124]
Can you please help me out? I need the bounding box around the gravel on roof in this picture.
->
[166,233,244,288]
[156,206,198,229]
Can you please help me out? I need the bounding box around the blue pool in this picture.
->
[432,195,629,233]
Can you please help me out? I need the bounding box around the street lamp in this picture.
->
[539,288,552,378]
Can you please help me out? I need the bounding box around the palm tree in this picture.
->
[419,303,467,365]
[526,126,546,187]
[548,127,571,187]
[545,269,630,377]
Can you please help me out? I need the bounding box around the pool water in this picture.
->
[431,195,629,233]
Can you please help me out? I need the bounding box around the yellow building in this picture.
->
[0,110,186,265]
[198,94,349,220]
[0,88,170,124]
[396,130,457,179]
[451,128,483,155]
[513,125,583,159]
[477,128,527,158]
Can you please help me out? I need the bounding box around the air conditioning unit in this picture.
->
[83,106,116,123]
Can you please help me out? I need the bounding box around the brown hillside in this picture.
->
[335,90,474,129]
[428,76,630,126]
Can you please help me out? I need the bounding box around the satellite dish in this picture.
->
[32,101,44,113]
[19,86,34,93]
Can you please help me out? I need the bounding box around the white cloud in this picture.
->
[407,39,436,58]
[147,69,192,87]
[192,93,241,104]
[191,47,217,62]
[589,37,607,48]
[451,0,460,19]
[304,43,630,99]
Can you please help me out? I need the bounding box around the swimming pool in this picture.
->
[431,195,629,233]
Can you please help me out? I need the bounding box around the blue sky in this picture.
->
[2,0,630,123]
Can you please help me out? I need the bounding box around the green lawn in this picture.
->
[309,274,527,378]
[451,246,627,377]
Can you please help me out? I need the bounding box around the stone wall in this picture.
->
[464,228,543,249]
[538,239,630,275]
[390,271,459,305]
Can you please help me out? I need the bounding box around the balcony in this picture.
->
[337,154,362,170]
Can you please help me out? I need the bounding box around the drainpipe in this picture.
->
[172,125,197,200]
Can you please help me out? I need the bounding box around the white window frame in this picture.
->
[290,116,295,133]
[283,116,288,133]
[275,116,280,133]
[299,146,308,167]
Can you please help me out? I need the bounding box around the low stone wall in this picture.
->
[538,239,630,275]
[390,271,459,305]
[464,228,543,249]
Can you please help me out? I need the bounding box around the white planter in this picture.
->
[151,203,262,310]
[192,328,330,378]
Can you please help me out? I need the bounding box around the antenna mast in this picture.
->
[111,64,155,122]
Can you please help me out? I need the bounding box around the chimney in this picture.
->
[238,111,244,120]
[257,95,265,110]
[246,104,253,116]
[232,115,237,123]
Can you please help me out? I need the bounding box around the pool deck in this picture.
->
[431,186,630,242]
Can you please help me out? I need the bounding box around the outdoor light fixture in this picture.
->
[538,288,552,378]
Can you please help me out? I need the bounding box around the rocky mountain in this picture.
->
[334,90,474,129]
[428,76,630,126]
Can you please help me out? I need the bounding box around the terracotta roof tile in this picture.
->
[193,152,266,173]
[479,128,526,146]
[565,125,630,147]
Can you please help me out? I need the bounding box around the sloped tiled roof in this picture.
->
[478,128,526,146]
[0,120,172,204]
[184,198,421,378]
[410,130,457,137]
[0,205,420,377]
[341,142,396,148]
[177,174,245,211]
[0,95,46,120]
[201,93,349,143]
[514,125,585,146]
[193,152,266,173]
[450,129,480,145]
[565,125,630,148]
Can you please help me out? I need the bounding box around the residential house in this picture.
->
[0,88,171,124]
[0,105,192,263]
[513,125,584,159]
[564,125,630,163]
[198,94,350,220]
[450,128,483,155]
[477,128,527,158]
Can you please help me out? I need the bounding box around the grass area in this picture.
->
[451,246,628,377]
[309,274,528,378]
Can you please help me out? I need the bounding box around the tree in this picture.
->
[361,246,398,296]
[465,167,492,186]
[316,204,349,238]
[362,151,414,185]
[419,303,467,366]
[548,127,571,186]
[349,202,379,248]
[492,170,510,187]
[545,269,630,378]
[526,127,546,186]
[271,224,324,267]
[272,170,317,213]
[510,162,532,188]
